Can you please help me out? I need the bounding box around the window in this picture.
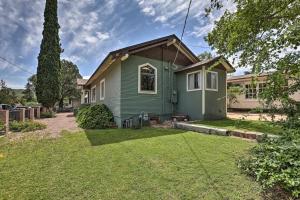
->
[258,83,266,96]
[91,86,96,102]
[138,63,157,94]
[206,71,218,91]
[187,71,202,91]
[245,84,257,99]
[84,90,90,104]
[100,79,105,100]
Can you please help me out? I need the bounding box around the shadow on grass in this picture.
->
[85,128,185,146]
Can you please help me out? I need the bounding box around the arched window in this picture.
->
[138,63,157,94]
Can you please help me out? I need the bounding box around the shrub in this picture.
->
[76,104,114,129]
[10,120,47,132]
[73,104,90,116]
[41,111,56,118]
[238,130,300,198]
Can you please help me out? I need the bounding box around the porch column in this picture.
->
[202,66,206,116]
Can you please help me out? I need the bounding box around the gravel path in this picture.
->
[36,112,81,137]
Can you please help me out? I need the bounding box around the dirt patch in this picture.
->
[227,112,286,121]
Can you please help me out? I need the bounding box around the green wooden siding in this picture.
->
[120,55,174,122]
[175,66,227,120]
[175,67,204,120]
[90,61,122,126]
[205,68,227,119]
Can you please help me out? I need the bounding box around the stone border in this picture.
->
[174,122,279,141]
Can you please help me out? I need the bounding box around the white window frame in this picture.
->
[100,79,105,100]
[138,63,157,94]
[91,85,96,103]
[187,70,202,92]
[83,90,90,104]
[206,71,218,91]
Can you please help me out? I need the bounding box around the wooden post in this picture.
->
[36,107,41,119]
[19,108,25,122]
[0,110,9,134]
[29,108,35,120]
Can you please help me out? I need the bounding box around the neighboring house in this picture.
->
[80,35,235,127]
[227,73,300,110]
[71,78,88,108]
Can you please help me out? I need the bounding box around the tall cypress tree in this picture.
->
[36,0,61,109]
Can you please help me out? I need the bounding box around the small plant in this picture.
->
[41,111,56,118]
[9,120,46,132]
[76,104,115,129]
[238,130,300,198]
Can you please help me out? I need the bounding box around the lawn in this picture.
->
[193,118,284,135]
[0,128,262,200]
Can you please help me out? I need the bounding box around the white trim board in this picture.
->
[186,70,202,92]
[138,63,158,95]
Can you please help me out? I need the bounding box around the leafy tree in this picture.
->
[0,80,18,104]
[22,75,37,102]
[58,60,82,110]
[197,51,212,61]
[36,0,61,109]
[206,0,300,119]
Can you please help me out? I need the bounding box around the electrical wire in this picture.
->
[172,0,193,65]
[0,56,34,75]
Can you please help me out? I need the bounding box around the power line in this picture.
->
[173,0,193,65]
[188,44,211,49]
[0,56,34,75]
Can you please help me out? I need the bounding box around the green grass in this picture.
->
[0,128,262,200]
[193,118,284,135]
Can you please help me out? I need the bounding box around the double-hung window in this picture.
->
[187,71,202,91]
[245,84,257,99]
[91,86,96,102]
[138,63,157,94]
[100,79,105,100]
[206,71,218,91]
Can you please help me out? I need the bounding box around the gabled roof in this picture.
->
[86,34,200,86]
[175,56,235,73]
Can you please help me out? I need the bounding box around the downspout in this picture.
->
[225,72,228,117]
[161,47,165,115]
[202,66,206,118]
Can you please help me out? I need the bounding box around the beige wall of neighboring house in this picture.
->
[227,73,300,110]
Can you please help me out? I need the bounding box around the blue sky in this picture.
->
[0,0,245,89]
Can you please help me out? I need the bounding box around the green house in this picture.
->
[80,35,235,127]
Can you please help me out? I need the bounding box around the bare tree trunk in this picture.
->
[59,98,64,111]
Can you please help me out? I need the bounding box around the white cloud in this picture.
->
[0,0,121,88]
[136,0,236,36]
[142,7,155,16]
[83,76,90,80]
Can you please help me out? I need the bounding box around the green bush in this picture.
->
[76,104,114,129]
[73,104,90,116]
[41,111,56,118]
[238,130,300,198]
[10,120,47,132]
